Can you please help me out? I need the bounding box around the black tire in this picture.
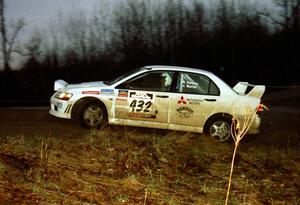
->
[78,101,107,129]
[206,117,232,142]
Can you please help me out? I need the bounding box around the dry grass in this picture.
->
[0,126,300,204]
[225,105,268,204]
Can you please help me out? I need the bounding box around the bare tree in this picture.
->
[22,32,42,70]
[87,2,114,64]
[0,0,9,71]
[274,0,300,31]
[113,0,149,66]
[259,0,300,32]
[0,0,25,72]
[273,0,300,81]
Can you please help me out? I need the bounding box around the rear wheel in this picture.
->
[207,118,232,142]
[78,101,107,129]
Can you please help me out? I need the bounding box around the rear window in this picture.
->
[176,72,220,96]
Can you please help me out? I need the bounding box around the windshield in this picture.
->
[104,67,144,85]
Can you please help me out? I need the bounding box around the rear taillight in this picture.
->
[256,103,269,113]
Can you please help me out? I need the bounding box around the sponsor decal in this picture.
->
[183,82,198,89]
[128,112,156,119]
[101,89,114,95]
[177,106,194,118]
[64,104,73,114]
[177,96,187,104]
[128,92,154,113]
[187,98,202,105]
[82,91,100,95]
[118,90,128,97]
[130,92,153,100]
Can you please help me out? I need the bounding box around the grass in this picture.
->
[0,126,300,204]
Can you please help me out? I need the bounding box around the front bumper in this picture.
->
[49,95,72,119]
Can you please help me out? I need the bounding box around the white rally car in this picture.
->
[49,65,265,142]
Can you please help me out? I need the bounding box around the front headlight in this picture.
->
[54,91,73,101]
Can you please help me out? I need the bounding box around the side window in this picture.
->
[209,80,220,95]
[176,72,220,95]
[118,71,173,92]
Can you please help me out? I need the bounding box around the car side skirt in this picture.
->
[109,117,261,135]
[109,118,203,133]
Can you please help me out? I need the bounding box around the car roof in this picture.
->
[143,65,214,76]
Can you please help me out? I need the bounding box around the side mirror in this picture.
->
[124,82,130,89]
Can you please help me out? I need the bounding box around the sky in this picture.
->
[6,0,274,39]
[6,0,102,40]
[4,0,115,69]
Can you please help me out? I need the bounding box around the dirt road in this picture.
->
[0,87,299,147]
[257,87,300,146]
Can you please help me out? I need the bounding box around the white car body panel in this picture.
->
[49,65,265,135]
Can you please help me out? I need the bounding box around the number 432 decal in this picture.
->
[129,99,152,112]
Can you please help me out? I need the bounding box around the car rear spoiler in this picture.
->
[54,80,68,91]
[233,82,265,99]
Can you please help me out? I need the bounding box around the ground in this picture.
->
[0,88,299,204]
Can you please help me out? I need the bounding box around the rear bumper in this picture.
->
[247,114,261,134]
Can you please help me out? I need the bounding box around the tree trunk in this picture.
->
[0,0,10,72]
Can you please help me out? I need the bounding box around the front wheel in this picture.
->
[207,118,232,142]
[79,102,107,129]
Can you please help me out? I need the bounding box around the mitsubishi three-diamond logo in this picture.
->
[177,96,187,104]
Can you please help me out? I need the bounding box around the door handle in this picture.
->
[156,95,169,98]
[204,99,216,102]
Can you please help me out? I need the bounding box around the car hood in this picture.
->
[65,81,107,90]
[54,79,108,91]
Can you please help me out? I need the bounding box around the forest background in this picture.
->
[0,0,299,106]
